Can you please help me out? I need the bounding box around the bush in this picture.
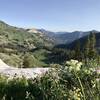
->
[0,59,99,100]
[23,53,35,68]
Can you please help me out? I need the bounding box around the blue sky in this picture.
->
[0,0,100,32]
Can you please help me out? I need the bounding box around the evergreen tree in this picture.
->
[83,32,97,59]
[83,35,90,58]
[74,40,81,60]
[88,32,96,58]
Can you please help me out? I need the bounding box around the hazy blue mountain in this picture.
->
[55,32,100,52]
[36,29,99,44]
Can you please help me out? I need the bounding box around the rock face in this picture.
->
[0,59,11,69]
[0,59,49,79]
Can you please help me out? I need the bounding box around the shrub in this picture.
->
[0,59,99,100]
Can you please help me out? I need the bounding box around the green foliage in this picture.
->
[0,59,99,100]
[73,32,98,61]
[0,53,22,67]
[32,49,50,67]
[23,53,35,68]
[74,40,81,60]
[83,32,97,59]
[59,60,99,100]
[83,35,90,58]
[22,49,50,68]
[50,48,75,64]
[0,21,53,68]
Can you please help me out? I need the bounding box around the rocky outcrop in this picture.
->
[0,59,49,79]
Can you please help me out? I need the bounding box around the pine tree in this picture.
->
[83,35,90,58]
[74,40,81,60]
[83,32,97,59]
[88,32,96,58]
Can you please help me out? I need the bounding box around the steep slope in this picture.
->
[0,21,53,67]
[27,28,55,45]
[0,21,53,49]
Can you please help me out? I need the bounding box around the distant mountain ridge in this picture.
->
[55,32,100,52]
[28,28,99,44]
[0,20,99,46]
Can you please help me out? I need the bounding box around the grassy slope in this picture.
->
[0,21,52,67]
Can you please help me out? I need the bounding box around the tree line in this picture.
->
[51,32,99,64]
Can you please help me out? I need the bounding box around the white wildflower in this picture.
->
[66,60,82,72]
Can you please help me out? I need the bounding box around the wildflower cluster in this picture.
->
[68,87,83,100]
[66,60,82,72]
